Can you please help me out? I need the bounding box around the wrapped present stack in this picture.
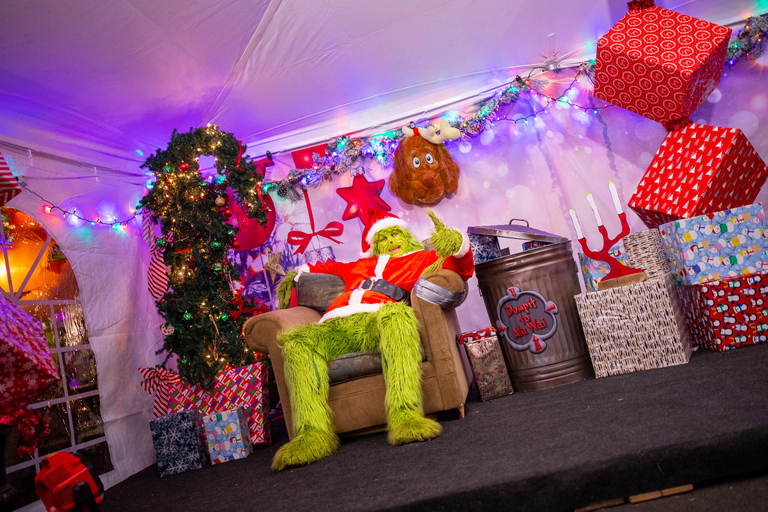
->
[140,362,271,448]
[628,124,768,228]
[457,328,513,401]
[203,408,252,464]
[150,409,209,477]
[659,204,768,351]
[0,295,58,417]
[594,2,731,127]
[623,229,668,279]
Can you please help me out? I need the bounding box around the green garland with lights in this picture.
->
[138,125,268,386]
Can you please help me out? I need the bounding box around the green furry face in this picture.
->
[372,226,423,257]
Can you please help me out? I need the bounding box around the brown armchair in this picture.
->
[243,269,470,439]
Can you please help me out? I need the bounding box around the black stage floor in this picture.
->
[103,344,768,512]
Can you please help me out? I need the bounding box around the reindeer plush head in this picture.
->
[390,120,461,207]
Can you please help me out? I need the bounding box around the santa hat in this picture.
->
[362,210,407,256]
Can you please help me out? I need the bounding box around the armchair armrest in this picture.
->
[243,307,322,353]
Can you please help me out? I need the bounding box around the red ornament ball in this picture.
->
[232,239,241,249]
[223,208,233,218]
[179,162,190,172]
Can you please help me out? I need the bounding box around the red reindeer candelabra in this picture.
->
[569,181,646,290]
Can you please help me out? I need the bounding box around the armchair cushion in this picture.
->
[296,273,345,314]
[328,350,428,385]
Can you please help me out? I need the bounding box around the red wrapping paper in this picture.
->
[0,153,21,207]
[0,295,58,416]
[678,272,768,351]
[166,363,270,446]
[594,6,731,126]
[628,124,768,228]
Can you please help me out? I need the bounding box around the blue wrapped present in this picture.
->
[577,243,628,291]
[203,408,252,464]
[150,409,208,477]
[658,204,768,285]
[468,233,502,264]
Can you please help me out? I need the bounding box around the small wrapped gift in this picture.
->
[658,204,768,285]
[203,408,252,464]
[594,4,731,126]
[623,229,668,279]
[0,295,58,416]
[457,328,513,400]
[468,233,502,264]
[578,243,628,292]
[167,363,270,446]
[574,274,692,378]
[150,409,209,477]
[678,272,768,351]
[628,124,768,228]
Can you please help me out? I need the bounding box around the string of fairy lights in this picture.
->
[9,12,766,223]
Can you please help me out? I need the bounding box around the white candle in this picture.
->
[608,179,624,214]
[569,207,584,239]
[586,191,603,226]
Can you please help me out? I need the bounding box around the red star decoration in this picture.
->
[336,174,391,225]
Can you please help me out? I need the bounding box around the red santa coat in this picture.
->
[300,241,474,323]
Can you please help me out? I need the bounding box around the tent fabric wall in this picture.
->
[2,149,164,491]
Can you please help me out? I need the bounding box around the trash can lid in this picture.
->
[468,221,568,244]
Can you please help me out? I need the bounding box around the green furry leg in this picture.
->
[375,302,442,445]
[273,323,339,471]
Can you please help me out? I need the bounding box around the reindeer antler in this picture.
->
[401,119,461,145]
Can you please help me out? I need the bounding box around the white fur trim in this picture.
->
[454,231,471,258]
[365,217,407,245]
[349,289,365,306]
[374,255,390,279]
[294,264,310,282]
[318,303,382,323]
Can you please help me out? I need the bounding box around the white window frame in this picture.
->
[1,211,112,480]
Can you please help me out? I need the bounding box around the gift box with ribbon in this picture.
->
[203,408,252,464]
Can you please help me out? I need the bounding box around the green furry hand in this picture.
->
[427,211,463,258]
[277,270,299,309]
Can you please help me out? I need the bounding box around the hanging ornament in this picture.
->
[219,313,229,322]
[215,196,227,207]
[183,312,193,321]
[263,248,287,284]
[287,189,344,255]
[223,208,233,218]
[213,264,223,273]
[231,239,240,249]
[336,174,391,225]
[179,162,189,172]
[211,241,222,249]
[161,323,175,336]
[156,238,167,248]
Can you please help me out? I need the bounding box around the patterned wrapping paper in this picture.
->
[677,272,768,351]
[150,409,209,477]
[457,328,514,400]
[628,124,768,229]
[578,243,628,292]
[203,408,252,464]
[594,6,731,126]
[167,363,270,446]
[0,152,21,207]
[623,229,668,279]
[0,295,58,416]
[468,233,502,264]
[657,204,768,285]
[574,273,693,378]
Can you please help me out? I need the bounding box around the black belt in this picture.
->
[357,279,410,303]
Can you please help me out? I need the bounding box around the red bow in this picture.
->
[230,293,269,320]
[287,189,344,254]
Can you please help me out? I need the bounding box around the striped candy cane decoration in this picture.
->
[0,152,22,207]
[142,213,169,301]
[138,367,180,417]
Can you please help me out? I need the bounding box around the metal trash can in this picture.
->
[469,222,593,391]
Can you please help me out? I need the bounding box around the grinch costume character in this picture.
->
[272,210,474,471]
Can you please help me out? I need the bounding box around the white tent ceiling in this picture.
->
[0,0,763,172]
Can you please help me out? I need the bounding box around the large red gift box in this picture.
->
[0,295,58,416]
[678,272,768,351]
[594,5,731,126]
[142,363,270,446]
[628,124,768,228]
